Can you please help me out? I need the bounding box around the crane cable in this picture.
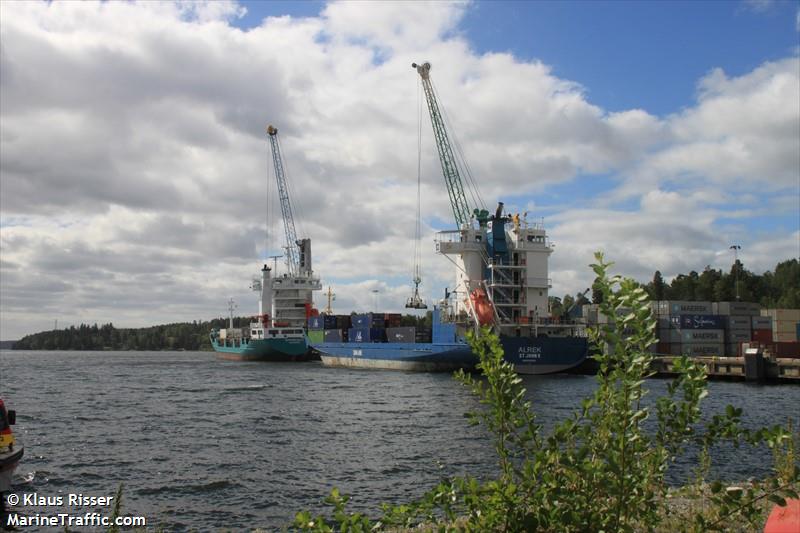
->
[413,79,424,286]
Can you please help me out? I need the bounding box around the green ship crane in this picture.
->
[412,61,488,228]
[266,125,302,276]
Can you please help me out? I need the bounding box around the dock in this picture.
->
[651,354,800,383]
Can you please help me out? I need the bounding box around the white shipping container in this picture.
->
[774,320,800,333]
[775,331,798,342]
[761,308,800,322]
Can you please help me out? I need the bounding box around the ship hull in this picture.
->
[212,337,310,362]
[314,336,587,374]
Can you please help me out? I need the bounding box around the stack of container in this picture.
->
[651,301,724,357]
[349,313,386,343]
[713,302,761,356]
[761,308,800,342]
[749,309,800,358]
[307,315,325,344]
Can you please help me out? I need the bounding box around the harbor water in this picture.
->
[2,350,799,531]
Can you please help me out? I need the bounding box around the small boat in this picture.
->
[0,398,23,494]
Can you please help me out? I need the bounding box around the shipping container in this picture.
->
[774,320,800,333]
[722,315,751,330]
[672,314,724,329]
[751,316,772,329]
[307,330,324,344]
[352,313,385,329]
[386,327,416,343]
[775,342,800,358]
[775,331,798,342]
[713,302,761,316]
[681,329,724,343]
[336,315,351,329]
[725,330,751,343]
[323,329,343,342]
[656,301,712,315]
[760,308,800,322]
[679,343,724,357]
[347,327,385,343]
[322,315,338,329]
[751,329,773,343]
[415,328,432,343]
[308,316,324,330]
[724,342,742,357]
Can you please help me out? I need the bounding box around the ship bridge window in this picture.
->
[268,329,279,335]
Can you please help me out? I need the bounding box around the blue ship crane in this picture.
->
[266,125,305,276]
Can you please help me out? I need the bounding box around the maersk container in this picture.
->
[681,329,724,343]
[713,302,761,316]
[672,314,723,330]
[751,316,772,329]
[308,316,324,330]
[656,301,712,316]
[386,327,416,343]
[722,316,751,330]
[680,343,724,357]
[725,330,751,343]
[323,329,343,342]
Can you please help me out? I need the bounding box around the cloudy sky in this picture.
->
[1,0,798,340]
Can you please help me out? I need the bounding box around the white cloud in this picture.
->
[0,1,797,339]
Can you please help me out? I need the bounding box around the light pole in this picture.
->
[371,289,380,311]
[729,245,741,301]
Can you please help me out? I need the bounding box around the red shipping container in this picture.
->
[775,342,800,358]
[752,329,774,342]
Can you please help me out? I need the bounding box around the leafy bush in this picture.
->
[294,252,798,532]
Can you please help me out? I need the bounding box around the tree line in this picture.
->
[11,319,237,351]
[551,258,798,318]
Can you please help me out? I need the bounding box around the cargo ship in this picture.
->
[210,260,320,362]
[310,204,589,374]
[311,61,588,373]
[210,124,322,362]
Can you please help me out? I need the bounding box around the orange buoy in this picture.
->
[470,287,494,326]
[764,498,800,533]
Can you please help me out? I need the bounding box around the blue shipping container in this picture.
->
[323,315,338,329]
[352,313,385,328]
[670,314,724,330]
[347,327,385,343]
[308,316,324,330]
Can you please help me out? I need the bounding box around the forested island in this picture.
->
[8,259,799,351]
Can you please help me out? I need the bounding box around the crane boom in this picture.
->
[412,62,473,228]
[266,125,300,275]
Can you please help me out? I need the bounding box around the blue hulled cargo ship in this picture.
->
[312,61,589,374]
[312,309,588,373]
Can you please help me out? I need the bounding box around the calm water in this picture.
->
[1,350,798,531]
